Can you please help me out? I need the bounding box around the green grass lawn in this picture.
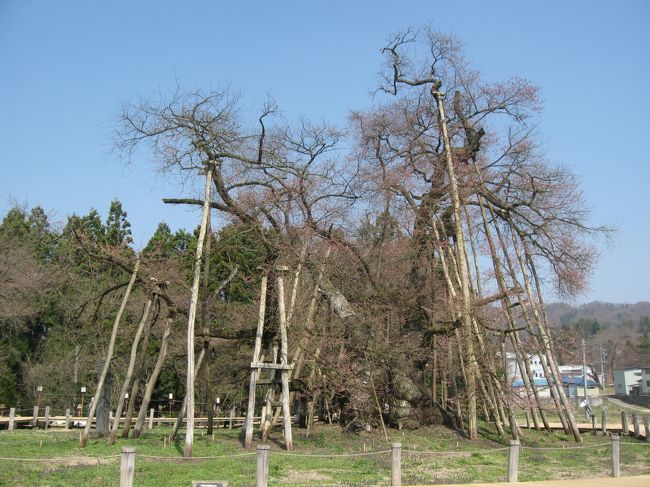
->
[0,421,648,486]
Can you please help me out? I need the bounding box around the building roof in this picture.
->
[511,376,599,388]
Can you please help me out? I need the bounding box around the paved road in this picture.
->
[410,474,650,486]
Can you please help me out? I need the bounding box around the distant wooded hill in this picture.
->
[546,301,650,327]
[545,302,650,372]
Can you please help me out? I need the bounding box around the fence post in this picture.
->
[507,439,520,482]
[621,411,629,435]
[391,442,402,486]
[148,408,154,429]
[611,434,620,478]
[256,444,270,487]
[524,411,530,429]
[644,416,649,443]
[632,414,640,438]
[601,409,607,435]
[229,407,235,429]
[65,408,71,429]
[32,406,39,428]
[44,406,50,430]
[8,408,15,431]
[120,446,136,487]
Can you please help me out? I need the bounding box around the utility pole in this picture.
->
[582,338,590,419]
[599,345,607,385]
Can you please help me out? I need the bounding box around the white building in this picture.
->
[613,367,642,395]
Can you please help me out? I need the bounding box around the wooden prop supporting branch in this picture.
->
[80,259,140,447]
[184,165,213,458]
[243,274,268,449]
[108,298,153,445]
[433,89,478,440]
[132,316,173,438]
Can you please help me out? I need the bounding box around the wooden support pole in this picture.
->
[183,167,213,458]
[244,274,268,449]
[276,267,293,450]
[391,443,402,486]
[507,439,520,482]
[256,444,270,487]
[601,409,607,435]
[8,408,15,431]
[525,411,530,429]
[120,446,136,487]
[632,414,640,438]
[44,406,50,430]
[611,434,620,478]
[65,409,71,429]
[148,408,154,429]
[32,406,39,428]
[229,407,235,429]
[621,411,629,436]
[644,416,649,442]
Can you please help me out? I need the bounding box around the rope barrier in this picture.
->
[521,442,611,451]
[0,454,120,462]
[272,449,391,458]
[403,446,510,455]
[138,453,256,460]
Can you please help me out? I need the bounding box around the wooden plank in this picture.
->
[251,363,293,370]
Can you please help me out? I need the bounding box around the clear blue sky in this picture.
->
[1,1,648,304]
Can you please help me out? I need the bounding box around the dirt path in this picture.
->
[410,474,650,486]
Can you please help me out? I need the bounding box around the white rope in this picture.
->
[138,452,256,460]
[403,447,510,455]
[521,442,610,451]
[0,454,120,462]
[272,449,391,458]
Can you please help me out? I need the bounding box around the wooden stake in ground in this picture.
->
[184,164,213,458]
[80,259,140,447]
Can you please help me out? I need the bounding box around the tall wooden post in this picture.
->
[644,416,649,442]
[276,266,293,450]
[391,443,402,486]
[120,446,136,487]
[632,414,640,438]
[507,439,520,482]
[32,406,39,428]
[611,434,620,478]
[256,444,270,487]
[65,408,71,429]
[601,409,607,435]
[184,165,213,458]
[148,408,154,429]
[244,274,268,449]
[8,408,15,431]
[44,406,50,430]
[621,411,629,436]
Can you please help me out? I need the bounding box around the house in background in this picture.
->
[512,377,551,398]
[562,376,600,398]
[641,367,650,395]
[613,367,642,395]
